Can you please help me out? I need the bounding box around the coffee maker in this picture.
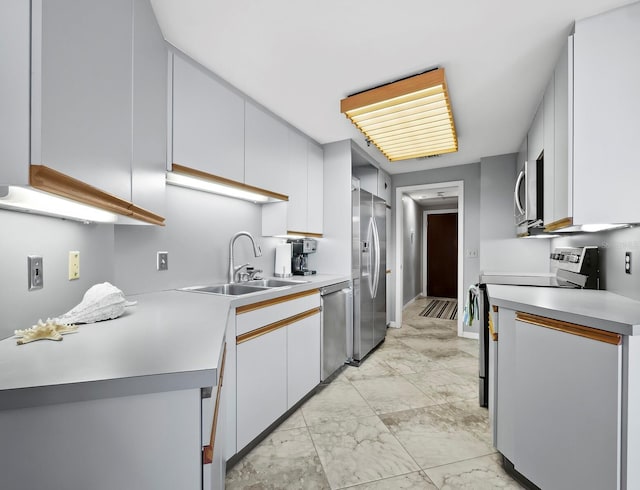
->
[288,238,317,275]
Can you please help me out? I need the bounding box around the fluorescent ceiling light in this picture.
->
[341,68,458,161]
[0,186,118,223]
[167,164,288,204]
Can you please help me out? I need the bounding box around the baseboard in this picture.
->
[403,293,422,309]
[461,331,479,340]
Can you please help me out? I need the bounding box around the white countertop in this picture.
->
[0,274,349,410]
[487,285,640,336]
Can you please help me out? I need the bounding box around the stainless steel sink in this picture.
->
[244,279,309,288]
[181,283,270,296]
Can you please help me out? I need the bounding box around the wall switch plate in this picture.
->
[28,255,43,290]
[157,251,168,271]
[68,251,80,280]
[626,252,632,274]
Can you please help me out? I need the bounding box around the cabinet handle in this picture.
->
[203,343,226,465]
[236,307,321,344]
[236,289,320,315]
[516,312,621,346]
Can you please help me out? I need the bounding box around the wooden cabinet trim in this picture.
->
[203,343,226,465]
[171,163,289,202]
[29,165,165,225]
[545,217,573,232]
[236,289,320,315]
[488,313,498,341]
[236,307,321,344]
[286,230,323,238]
[516,312,621,346]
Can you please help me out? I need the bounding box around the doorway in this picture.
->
[426,211,458,298]
[395,180,465,336]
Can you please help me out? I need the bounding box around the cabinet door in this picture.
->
[172,54,245,183]
[542,77,555,226]
[514,318,621,490]
[495,308,517,461]
[527,103,543,164]
[287,312,320,408]
[307,142,324,234]
[245,102,289,196]
[236,327,287,451]
[287,131,308,232]
[573,2,640,225]
[36,0,133,200]
[0,0,30,185]
[553,38,570,224]
[131,0,167,216]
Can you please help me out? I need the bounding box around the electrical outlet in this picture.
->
[466,249,478,258]
[28,255,43,290]
[68,251,80,280]
[626,252,632,274]
[157,251,168,271]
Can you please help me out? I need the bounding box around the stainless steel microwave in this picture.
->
[514,157,543,227]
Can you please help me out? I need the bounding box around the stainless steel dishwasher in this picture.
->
[320,281,352,381]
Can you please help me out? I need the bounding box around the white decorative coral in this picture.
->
[54,282,130,325]
[15,319,78,345]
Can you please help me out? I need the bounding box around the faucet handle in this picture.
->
[233,263,251,282]
[248,268,263,280]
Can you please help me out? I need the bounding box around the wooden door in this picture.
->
[427,213,457,298]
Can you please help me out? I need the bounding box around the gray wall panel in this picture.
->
[402,196,422,305]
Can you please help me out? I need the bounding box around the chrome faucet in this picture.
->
[228,231,262,283]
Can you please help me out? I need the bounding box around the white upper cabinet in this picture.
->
[1,0,167,222]
[378,170,391,205]
[552,39,570,226]
[34,0,133,200]
[572,1,640,226]
[171,54,245,183]
[527,103,543,164]
[0,0,30,185]
[286,131,309,232]
[542,76,555,226]
[306,142,324,235]
[245,102,289,196]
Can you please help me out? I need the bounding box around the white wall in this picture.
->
[391,163,480,333]
[479,153,550,273]
[402,196,422,304]
[0,210,115,339]
[114,185,280,295]
[313,140,352,276]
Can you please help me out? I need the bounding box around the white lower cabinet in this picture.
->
[0,390,202,490]
[514,317,621,490]
[287,313,321,408]
[235,290,321,453]
[493,306,622,490]
[236,327,288,450]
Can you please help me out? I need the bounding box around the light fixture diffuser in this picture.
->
[340,68,458,161]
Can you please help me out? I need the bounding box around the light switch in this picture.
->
[157,251,168,271]
[68,251,80,280]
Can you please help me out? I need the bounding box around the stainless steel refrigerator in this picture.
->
[352,186,386,362]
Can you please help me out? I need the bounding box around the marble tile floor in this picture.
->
[225,297,523,489]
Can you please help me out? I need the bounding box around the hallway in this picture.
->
[225,298,522,489]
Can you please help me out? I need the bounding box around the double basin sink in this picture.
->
[181,278,308,296]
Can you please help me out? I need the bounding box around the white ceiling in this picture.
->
[407,186,459,208]
[150,0,634,175]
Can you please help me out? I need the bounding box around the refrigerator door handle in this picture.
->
[371,216,381,298]
[367,217,375,297]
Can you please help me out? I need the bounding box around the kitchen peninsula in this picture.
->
[0,275,348,490]
[488,285,640,490]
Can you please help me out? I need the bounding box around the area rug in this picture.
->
[419,299,458,320]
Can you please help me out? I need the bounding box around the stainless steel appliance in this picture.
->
[478,246,599,408]
[351,186,386,363]
[289,238,317,276]
[514,156,543,229]
[320,281,352,381]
